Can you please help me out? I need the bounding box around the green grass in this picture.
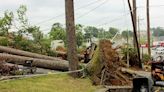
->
[0,74,97,92]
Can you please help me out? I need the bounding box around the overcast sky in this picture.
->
[0,0,164,33]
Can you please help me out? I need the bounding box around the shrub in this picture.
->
[121,47,140,67]
[142,54,151,64]
[0,37,9,46]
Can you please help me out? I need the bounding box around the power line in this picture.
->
[34,14,64,26]
[122,0,130,67]
[97,17,125,27]
[76,0,108,20]
[96,12,130,27]
[75,0,101,10]
[40,2,137,32]
[40,0,141,32]
[77,7,128,27]
[150,5,164,7]
[38,0,108,32]
[41,6,137,33]
[95,4,139,28]
[34,0,102,25]
[138,5,164,8]
[37,0,137,31]
[122,0,128,28]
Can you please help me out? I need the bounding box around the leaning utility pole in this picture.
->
[65,0,79,77]
[133,0,137,47]
[147,0,151,57]
[128,0,142,68]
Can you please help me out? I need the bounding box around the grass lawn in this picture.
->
[0,74,97,92]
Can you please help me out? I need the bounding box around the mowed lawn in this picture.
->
[0,74,97,92]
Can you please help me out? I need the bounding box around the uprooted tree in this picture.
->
[86,39,131,86]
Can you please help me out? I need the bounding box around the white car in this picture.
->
[155,47,164,55]
[152,47,164,61]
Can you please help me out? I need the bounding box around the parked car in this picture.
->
[155,47,164,55]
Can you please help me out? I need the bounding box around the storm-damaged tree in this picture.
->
[0,11,13,37]
[0,11,14,46]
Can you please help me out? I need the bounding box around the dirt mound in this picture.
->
[87,39,131,86]
[99,40,119,69]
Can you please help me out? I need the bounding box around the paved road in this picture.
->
[6,63,59,74]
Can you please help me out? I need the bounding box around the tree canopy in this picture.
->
[152,27,164,37]
[49,23,66,42]
[121,30,133,38]
[108,27,119,37]
[0,5,136,56]
[0,11,13,36]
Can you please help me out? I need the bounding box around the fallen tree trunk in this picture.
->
[121,68,151,78]
[0,45,61,61]
[55,51,84,60]
[0,45,84,60]
[0,53,69,71]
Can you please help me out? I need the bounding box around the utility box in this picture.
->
[132,77,153,92]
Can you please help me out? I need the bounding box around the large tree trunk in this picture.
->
[55,51,84,60]
[0,53,69,71]
[0,45,84,61]
[65,0,79,77]
[0,45,61,61]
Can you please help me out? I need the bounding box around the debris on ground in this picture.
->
[0,60,18,76]
[87,39,132,86]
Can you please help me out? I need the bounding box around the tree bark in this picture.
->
[55,51,84,60]
[133,0,137,48]
[0,53,69,71]
[65,0,79,77]
[147,0,151,57]
[0,45,61,61]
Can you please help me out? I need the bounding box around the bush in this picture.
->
[121,47,141,67]
[47,50,57,56]
[0,37,9,46]
[142,54,151,64]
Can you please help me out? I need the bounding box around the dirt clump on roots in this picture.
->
[87,39,131,86]
[0,59,18,76]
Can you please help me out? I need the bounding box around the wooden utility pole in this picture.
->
[127,30,130,68]
[138,16,140,45]
[138,16,144,59]
[147,0,151,57]
[65,0,79,77]
[127,0,142,68]
[133,0,137,47]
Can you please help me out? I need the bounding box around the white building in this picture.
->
[83,37,99,47]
